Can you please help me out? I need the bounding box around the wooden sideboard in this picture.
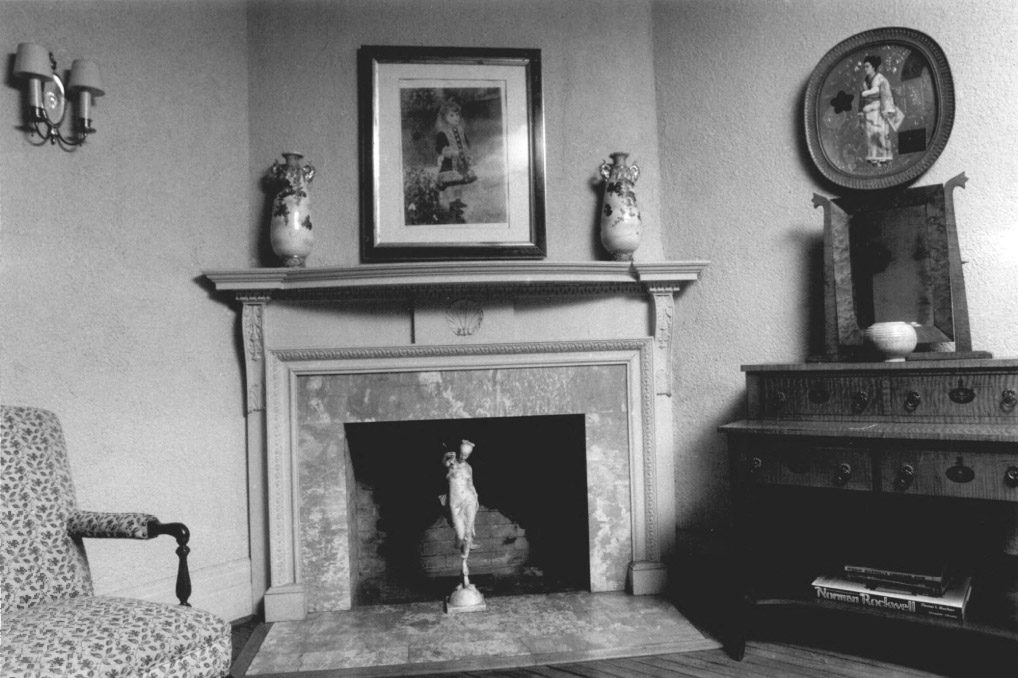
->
[719,359,1018,658]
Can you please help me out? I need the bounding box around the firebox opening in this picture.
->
[345,414,590,606]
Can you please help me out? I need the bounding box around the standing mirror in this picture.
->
[813,173,987,360]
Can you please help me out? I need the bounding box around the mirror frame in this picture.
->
[814,173,973,360]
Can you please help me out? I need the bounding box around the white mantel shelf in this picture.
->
[203,260,708,299]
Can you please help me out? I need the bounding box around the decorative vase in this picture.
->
[598,152,642,261]
[268,152,316,267]
[864,321,918,361]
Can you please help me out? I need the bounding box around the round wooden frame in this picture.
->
[804,27,954,191]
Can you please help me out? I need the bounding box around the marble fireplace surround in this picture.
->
[204,261,707,622]
[272,341,650,621]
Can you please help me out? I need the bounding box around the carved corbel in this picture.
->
[646,283,679,396]
[239,293,270,413]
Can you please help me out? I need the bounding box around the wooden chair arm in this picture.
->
[67,510,156,539]
[147,519,192,607]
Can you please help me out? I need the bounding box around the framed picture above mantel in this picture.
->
[358,45,546,262]
[804,27,954,191]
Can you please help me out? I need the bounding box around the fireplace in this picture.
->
[278,347,648,615]
[345,414,589,605]
[204,261,708,622]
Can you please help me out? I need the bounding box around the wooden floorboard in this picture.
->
[512,667,585,678]
[660,654,767,678]
[552,661,646,678]
[753,642,938,678]
[401,643,955,678]
[635,652,770,678]
[628,655,741,678]
[734,653,840,678]
[738,646,872,678]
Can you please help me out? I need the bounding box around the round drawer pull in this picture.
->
[1002,389,1017,412]
[747,456,763,475]
[893,464,915,491]
[771,391,787,411]
[904,390,922,412]
[1004,466,1018,489]
[833,463,853,487]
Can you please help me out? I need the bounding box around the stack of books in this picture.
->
[812,557,973,622]
[844,558,951,596]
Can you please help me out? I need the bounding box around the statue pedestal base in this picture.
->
[444,583,486,614]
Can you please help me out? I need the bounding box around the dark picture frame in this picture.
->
[358,45,546,262]
[804,27,954,191]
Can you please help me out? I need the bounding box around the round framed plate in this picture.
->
[804,27,954,191]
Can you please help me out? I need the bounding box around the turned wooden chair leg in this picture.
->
[149,520,192,606]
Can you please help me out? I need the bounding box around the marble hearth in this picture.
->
[204,261,707,622]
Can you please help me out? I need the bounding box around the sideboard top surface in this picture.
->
[743,359,1018,373]
[718,419,1018,442]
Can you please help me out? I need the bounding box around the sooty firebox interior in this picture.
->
[345,414,589,606]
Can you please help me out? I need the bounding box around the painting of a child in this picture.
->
[401,87,508,226]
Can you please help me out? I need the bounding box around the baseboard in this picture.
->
[100,557,253,621]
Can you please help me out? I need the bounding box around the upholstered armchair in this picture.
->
[1,405,232,677]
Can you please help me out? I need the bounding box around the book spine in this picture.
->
[843,565,945,585]
[813,584,964,621]
[844,574,948,596]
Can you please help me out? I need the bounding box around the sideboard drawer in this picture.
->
[886,373,1018,421]
[739,444,872,491]
[748,362,1018,423]
[760,376,882,418]
[879,451,1018,502]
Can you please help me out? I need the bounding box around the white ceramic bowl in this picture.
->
[864,322,918,361]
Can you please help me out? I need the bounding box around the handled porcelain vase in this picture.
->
[268,152,316,267]
[598,152,642,261]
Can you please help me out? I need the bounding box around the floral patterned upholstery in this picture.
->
[2,596,232,677]
[1,405,231,678]
[68,509,155,540]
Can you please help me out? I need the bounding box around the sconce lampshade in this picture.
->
[68,59,104,96]
[13,42,52,79]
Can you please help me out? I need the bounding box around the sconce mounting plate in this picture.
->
[41,75,67,126]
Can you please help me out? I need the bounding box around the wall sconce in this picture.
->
[13,42,104,149]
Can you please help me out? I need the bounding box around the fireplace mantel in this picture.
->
[203,260,708,299]
[204,260,708,620]
[205,260,707,404]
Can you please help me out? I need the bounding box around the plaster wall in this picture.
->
[245,0,666,265]
[652,0,1018,527]
[0,0,253,620]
